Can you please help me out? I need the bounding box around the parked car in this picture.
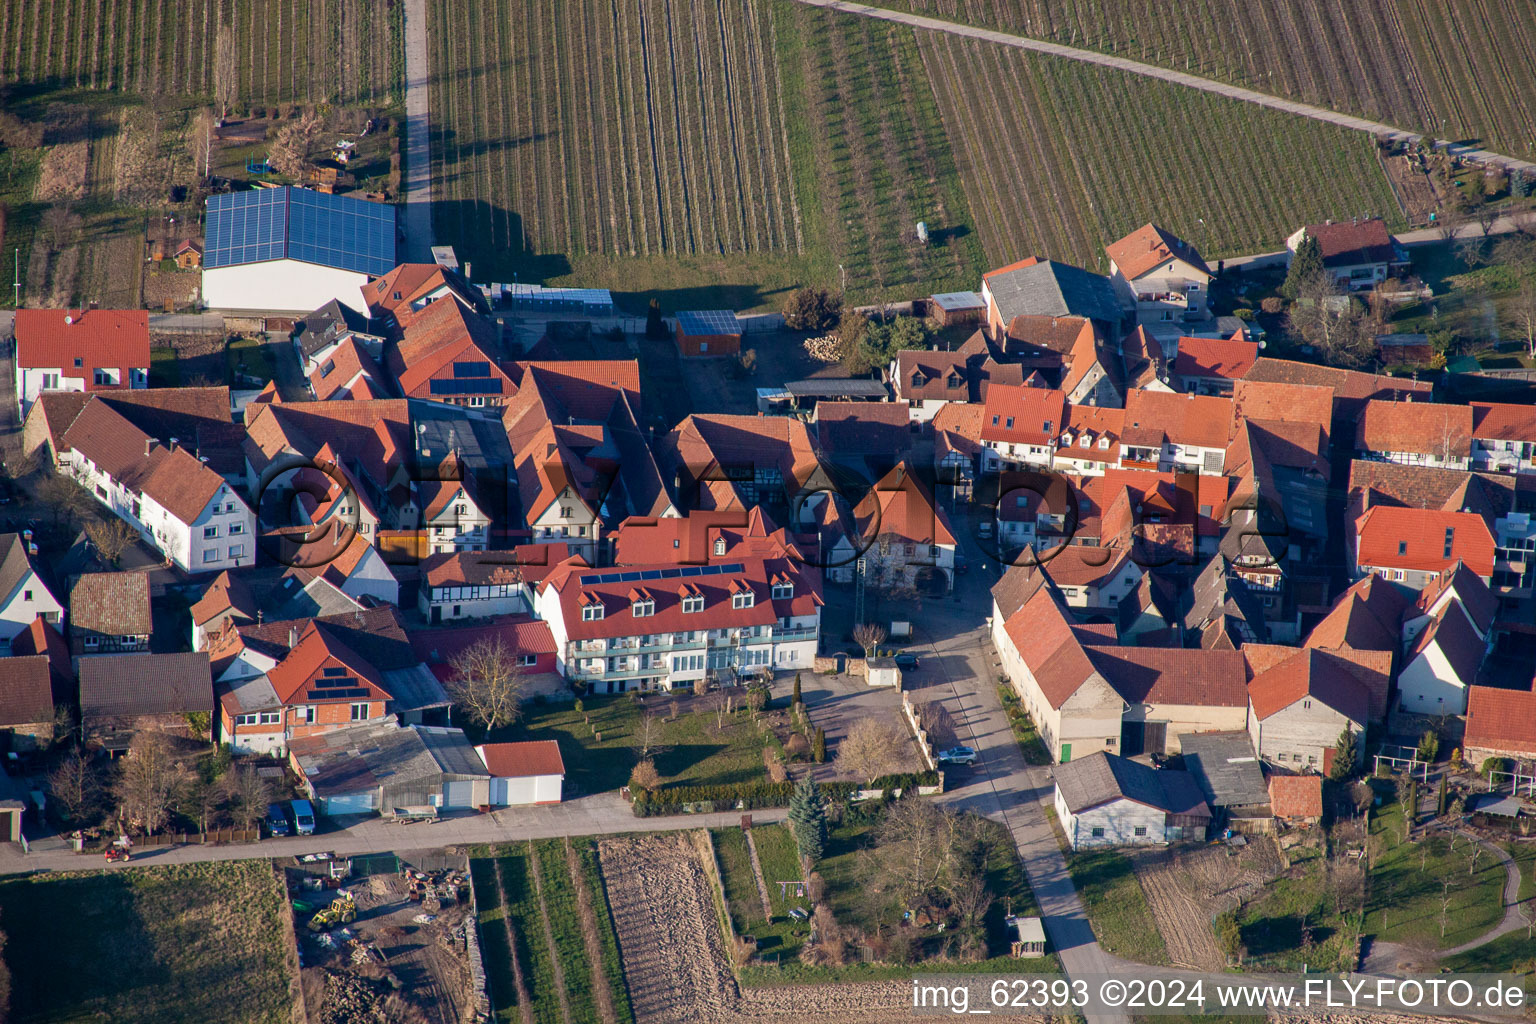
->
[938,745,977,765]
[265,803,290,837]
[893,651,920,669]
[288,799,316,836]
[953,552,968,574]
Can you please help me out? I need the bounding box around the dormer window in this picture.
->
[1098,437,1111,450]
[1079,434,1091,448]
[1005,416,1014,429]
[1399,541,1408,556]
[947,374,963,389]
[991,415,1000,426]
[714,537,726,557]
[771,577,794,600]
[730,582,754,609]
[1043,420,1052,433]
[682,594,704,614]
[582,604,604,621]
[911,372,925,387]
[632,598,654,617]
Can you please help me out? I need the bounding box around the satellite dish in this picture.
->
[64,315,73,325]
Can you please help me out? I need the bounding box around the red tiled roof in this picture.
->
[1003,587,1098,708]
[1105,223,1210,281]
[894,350,968,402]
[984,256,1042,278]
[60,399,230,524]
[477,740,565,778]
[10,617,71,704]
[1088,646,1247,707]
[362,263,485,329]
[265,620,392,705]
[422,545,569,588]
[1354,506,1495,578]
[0,656,53,726]
[1174,336,1258,382]
[815,402,913,455]
[1037,542,1134,588]
[1244,358,1432,405]
[1406,599,1486,684]
[1004,315,1088,357]
[1232,379,1335,438]
[1302,219,1396,267]
[1357,399,1474,457]
[15,309,150,374]
[410,616,557,664]
[70,572,152,635]
[389,296,513,400]
[613,509,802,567]
[854,462,956,548]
[1305,575,1409,652]
[931,402,984,442]
[1464,686,1536,753]
[190,570,258,627]
[1123,390,1234,450]
[1269,775,1323,819]
[311,337,387,401]
[1248,648,1370,723]
[980,385,1066,446]
[1471,402,1536,444]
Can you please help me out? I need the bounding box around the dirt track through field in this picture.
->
[597,833,1047,1024]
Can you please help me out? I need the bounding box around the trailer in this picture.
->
[385,805,439,824]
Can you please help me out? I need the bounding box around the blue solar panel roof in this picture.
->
[204,186,396,275]
[578,563,745,586]
[677,310,742,336]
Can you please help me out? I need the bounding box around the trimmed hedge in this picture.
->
[631,771,940,817]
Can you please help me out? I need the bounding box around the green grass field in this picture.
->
[1365,802,1508,949]
[1065,849,1171,966]
[0,860,299,1024]
[493,696,781,796]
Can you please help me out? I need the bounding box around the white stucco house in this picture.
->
[0,533,63,648]
[1396,600,1487,716]
[1053,751,1211,849]
[1105,224,1213,327]
[13,308,150,417]
[60,400,255,574]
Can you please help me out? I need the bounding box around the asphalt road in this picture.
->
[401,0,436,263]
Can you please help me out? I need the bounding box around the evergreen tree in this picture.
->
[645,297,667,338]
[792,672,802,706]
[1282,233,1325,300]
[1437,774,1449,817]
[1330,727,1358,780]
[812,727,826,764]
[787,775,827,862]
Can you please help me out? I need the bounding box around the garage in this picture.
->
[477,741,566,806]
[442,780,479,809]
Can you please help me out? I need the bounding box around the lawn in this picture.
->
[1065,849,1170,966]
[711,827,768,935]
[492,696,782,796]
[1232,863,1357,973]
[732,811,1057,985]
[1510,840,1536,904]
[1365,802,1508,949]
[1388,237,1536,351]
[0,860,300,1024]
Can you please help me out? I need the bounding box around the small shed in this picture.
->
[289,722,489,817]
[1007,915,1046,958]
[174,240,204,269]
[865,657,902,689]
[1375,333,1432,365]
[476,740,566,806]
[783,378,890,410]
[1267,774,1323,827]
[927,291,986,326]
[1467,792,1532,830]
[675,310,742,358]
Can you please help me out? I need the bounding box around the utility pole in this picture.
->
[12,248,18,309]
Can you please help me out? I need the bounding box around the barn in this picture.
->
[289,721,489,817]
[476,740,566,805]
[1053,751,1210,848]
[202,186,397,313]
[674,310,742,357]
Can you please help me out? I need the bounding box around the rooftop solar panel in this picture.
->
[577,563,744,586]
[203,186,396,274]
[677,310,742,337]
[429,378,502,395]
[453,360,491,378]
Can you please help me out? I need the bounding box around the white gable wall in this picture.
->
[203,259,371,314]
[1054,788,1167,849]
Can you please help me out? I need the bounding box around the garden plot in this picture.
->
[1126,839,1284,972]
[597,831,989,1024]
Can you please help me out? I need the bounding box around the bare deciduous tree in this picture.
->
[39,472,92,525]
[115,730,189,836]
[447,636,529,730]
[225,765,271,830]
[47,748,103,823]
[1286,279,1380,369]
[269,111,322,177]
[214,24,237,118]
[852,622,886,656]
[836,717,908,785]
[85,518,136,567]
